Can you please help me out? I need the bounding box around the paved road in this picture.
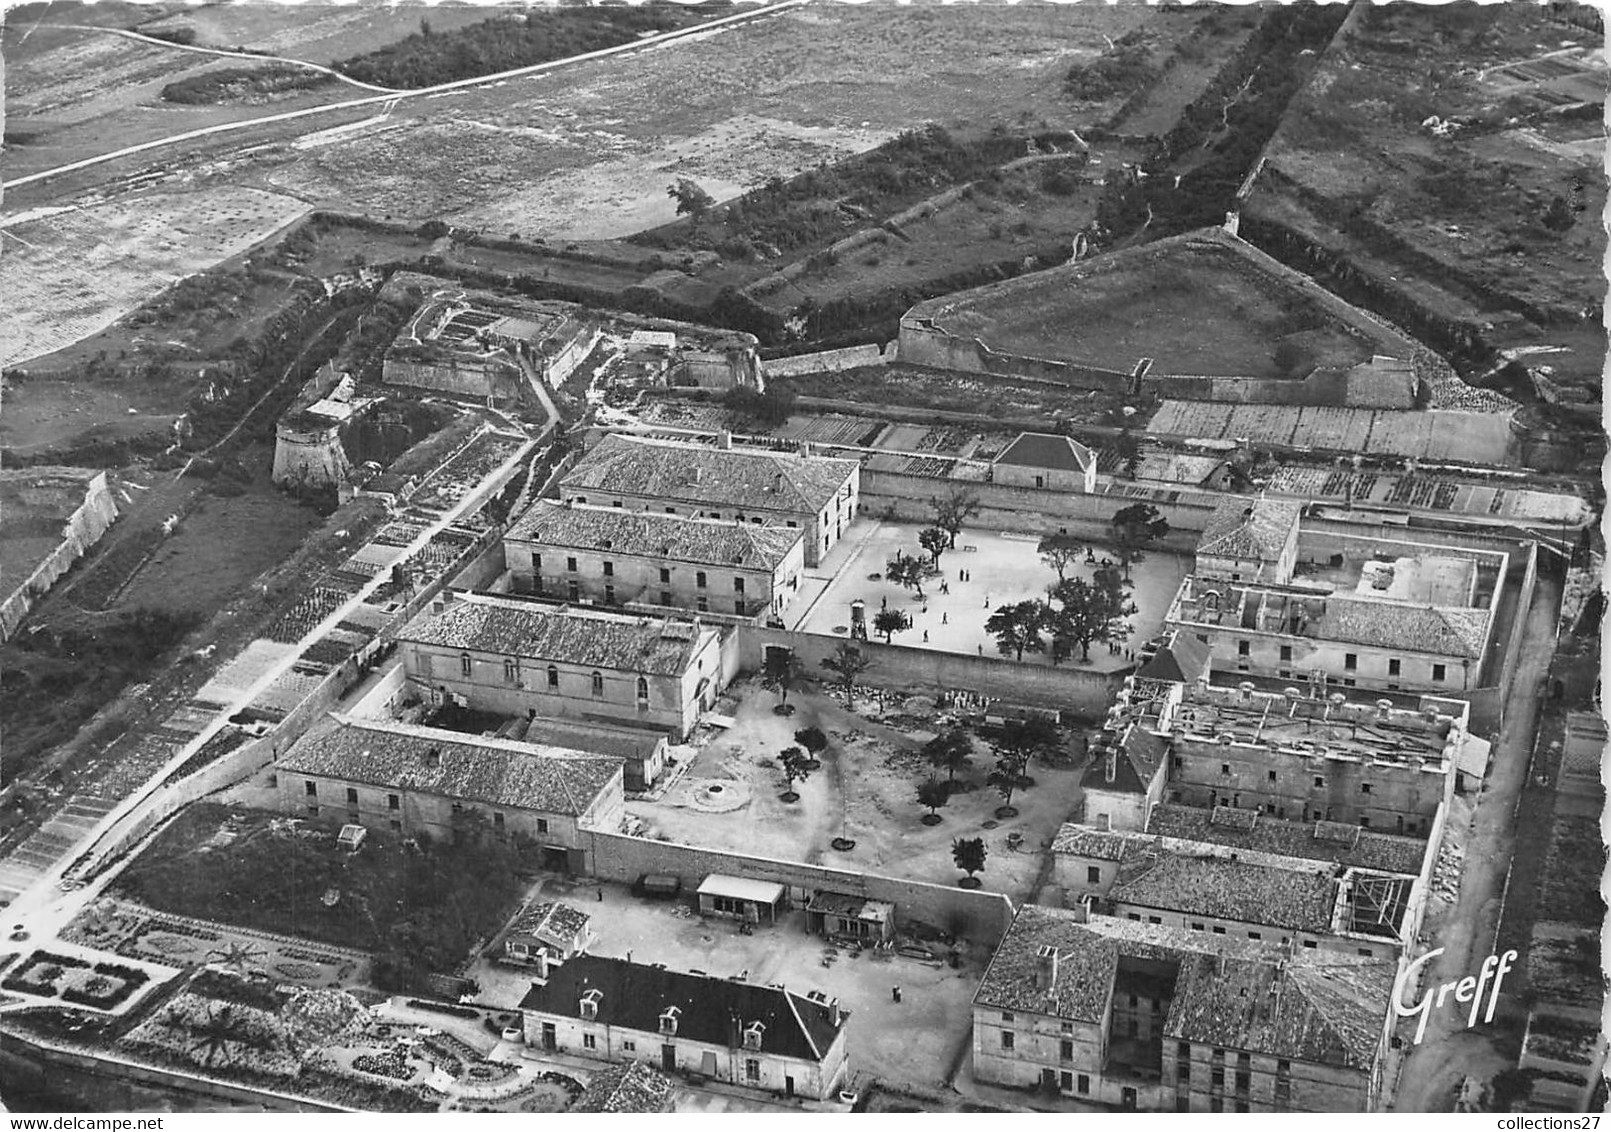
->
[3,0,810,194]
[1389,570,1561,1112]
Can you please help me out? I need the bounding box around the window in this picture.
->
[1211,926,1225,935]
[533,554,542,574]
[1172,756,1183,769]
[1127,913,1141,922]
[591,671,604,698]
[1060,1021,1074,1034]
[1178,1063,1190,1081]
[574,497,587,505]
[604,584,616,604]
[1388,658,1401,676]
[660,591,672,606]
[696,571,707,589]
[745,1058,761,1083]
[1432,663,1447,682]
[1360,782,1372,795]
[346,787,358,804]
[1279,644,1292,661]
[1344,653,1357,670]
[388,794,400,811]
[493,812,505,829]
[1211,1068,1225,1087]
[1314,775,1325,788]
[1000,1032,1014,1051]
[504,658,519,684]
[1234,1072,1249,1093]
[1360,815,1372,828]
[665,506,676,515]
[460,653,473,677]
[567,580,580,602]
[1221,763,1231,776]
[636,676,649,703]
[697,597,709,612]
[1034,475,1045,489]
[1248,931,1262,940]
[735,600,745,614]
[305,781,318,797]
[659,567,671,583]
[1267,769,1277,783]
[786,520,798,528]
[1086,866,1101,885]
[536,818,549,834]
[1302,940,1317,949]
[602,560,613,577]
[1178,1042,1190,1059]
[1358,947,1373,957]
[389,819,401,832]
[566,556,578,572]
[547,665,559,688]
[1001,1012,1014,1023]
[1061,1072,1073,1092]
[583,1034,597,1050]
[1060,1039,1074,1062]
[733,576,745,593]
[1077,1075,1089,1095]
[1148,916,1162,925]
[1190,921,1205,932]
[1237,640,1250,656]
[307,805,319,816]
[623,1040,635,1052]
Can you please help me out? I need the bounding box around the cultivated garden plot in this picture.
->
[0,188,311,370]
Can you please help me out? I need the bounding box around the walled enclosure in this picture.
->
[0,469,119,641]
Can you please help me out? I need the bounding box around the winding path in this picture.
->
[3,0,811,194]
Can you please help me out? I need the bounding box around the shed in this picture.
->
[805,891,895,942]
[634,873,682,900]
[696,874,786,924]
[336,824,367,852]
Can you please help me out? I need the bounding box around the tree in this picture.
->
[952,837,988,887]
[1046,571,1128,662]
[668,177,715,226]
[924,726,974,787]
[873,607,909,645]
[820,642,871,704]
[778,746,812,802]
[1037,532,1083,582]
[1489,1068,1538,1112]
[886,552,938,600]
[1110,502,1168,580]
[987,716,1060,818]
[793,726,828,770]
[762,648,805,714]
[985,601,1047,661]
[931,486,981,549]
[916,777,950,825]
[918,526,951,569]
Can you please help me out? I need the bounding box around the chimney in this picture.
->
[692,467,703,485]
[798,440,812,458]
[772,472,783,493]
[1070,900,1089,924]
[424,747,441,769]
[718,430,732,450]
[1034,947,1058,990]
[828,998,842,1027]
[1376,699,1393,721]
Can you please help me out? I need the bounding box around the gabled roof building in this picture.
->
[519,956,850,1101]
[971,904,1395,1112]
[991,432,1098,494]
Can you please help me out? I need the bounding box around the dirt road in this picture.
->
[1389,570,1561,1112]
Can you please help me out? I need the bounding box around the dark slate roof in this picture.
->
[519,956,844,1063]
[508,500,802,571]
[521,718,665,763]
[993,432,1095,474]
[1147,804,1426,875]
[398,595,711,675]
[974,905,1392,1068]
[572,1060,676,1113]
[561,433,857,515]
[277,718,620,817]
[1081,725,1168,796]
[1197,497,1301,562]
[1136,632,1211,684]
[1109,852,1337,933]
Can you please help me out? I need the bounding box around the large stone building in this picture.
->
[1167,525,1504,694]
[505,499,806,619]
[990,432,1098,494]
[396,592,724,741]
[273,715,623,872]
[519,956,850,1101]
[560,434,860,566]
[384,294,596,402]
[971,904,1394,1112]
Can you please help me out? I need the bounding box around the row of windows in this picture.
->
[1174,790,1421,833]
[1191,759,1377,795]
[1237,640,1450,683]
[539,554,749,592]
[457,655,651,701]
[568,497,798,529]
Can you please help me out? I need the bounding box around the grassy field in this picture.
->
[770,364,1137,426]
[1248,2,1606,395]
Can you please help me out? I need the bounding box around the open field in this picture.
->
[629,681,1084,904]
[1147,400,1518,465]
[770,364,1136,426]
[790,520,1186,671]
[138,4,495,63]
[1247,2,1606,396]
[0,188,311,370]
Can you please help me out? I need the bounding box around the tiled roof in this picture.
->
[1109,852,1337,933]
[398,594,711,675]
[520,718,664,762]
[573,1061,676,1113]
[1147,804,1426,875]
[1136,632,1210,684]
[278,717,619,817]
[509,901,591,946]
[1197,497,1301,562]
[974,906,1392,1067]
[1081,725,1167,796]
[561,433,857,515]
[507,499,801,571]
[1312,598,1488,658]
[1051,825,1145,862]
[519,956,843,1063]
[993,432,1095,474]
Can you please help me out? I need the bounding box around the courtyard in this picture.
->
[466,873,988,1092]
[626,680,1086,899]
[789,519,1188,670]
